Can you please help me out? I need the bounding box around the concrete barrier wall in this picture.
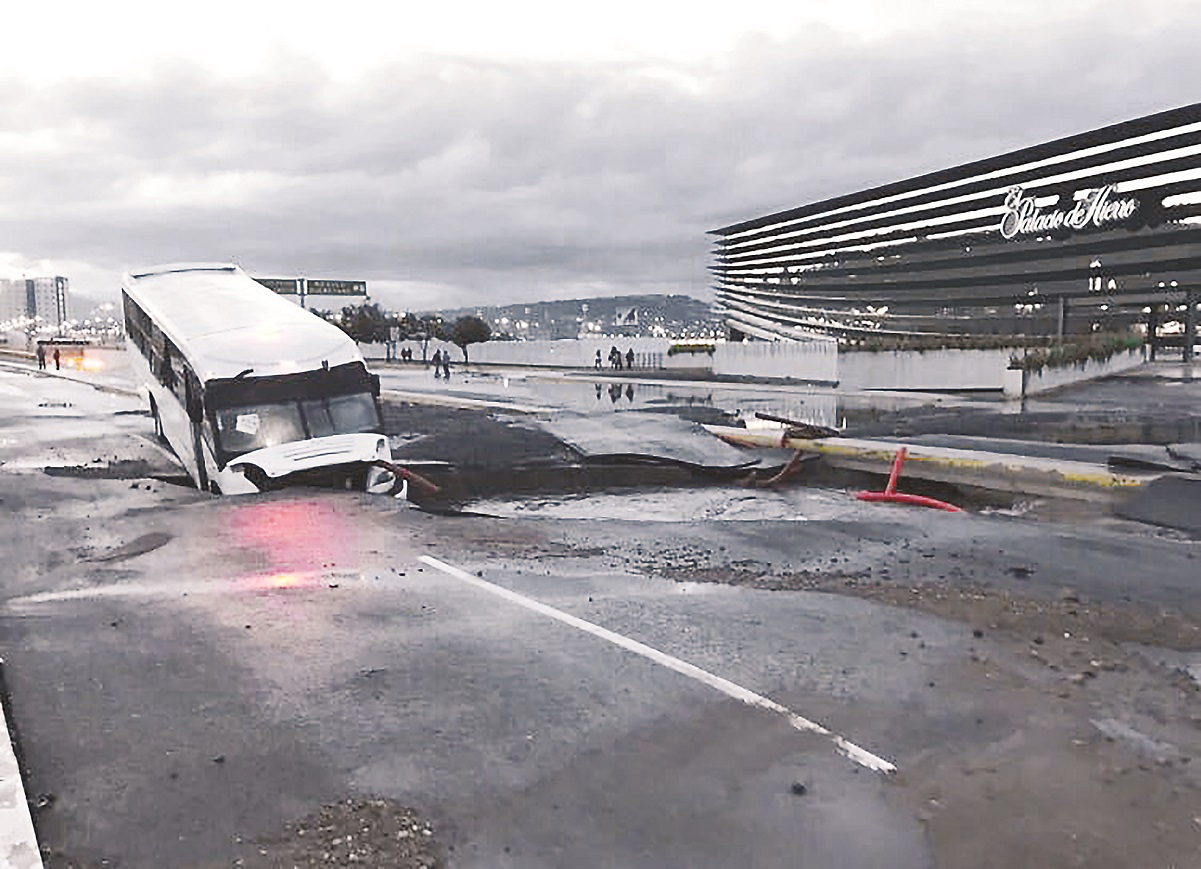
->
[374,337,676,370]
[371,336,839,382]
[465,337,673,370]
[1003,347,1145,397]
[713,340,838,382]
[839,348,1014,390]
[358,337,1145,396]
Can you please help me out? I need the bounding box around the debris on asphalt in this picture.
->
[234,798,446,868]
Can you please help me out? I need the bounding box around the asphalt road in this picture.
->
[2,360,1200,868]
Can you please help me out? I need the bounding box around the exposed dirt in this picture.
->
[231,798,446,869]
[42,459,164,479]
[41,799,448,869]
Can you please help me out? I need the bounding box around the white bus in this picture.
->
[122,263,397,495]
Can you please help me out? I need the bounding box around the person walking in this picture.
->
[53,347,61,370]
[442,351,451,379]
[35,343,46,370]
[626,348,635,370]
[431,349,442,378]
[594,349,602,370]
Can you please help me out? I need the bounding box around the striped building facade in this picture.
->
[710,103,1201,349]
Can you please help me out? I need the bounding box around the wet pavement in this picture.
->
[1,356,1200,868]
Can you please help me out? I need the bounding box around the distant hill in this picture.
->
[425,294,721,340]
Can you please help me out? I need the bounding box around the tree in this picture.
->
[448,315,491,363]
[335,303,397,344]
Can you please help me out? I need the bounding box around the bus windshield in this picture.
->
[213,393,380,456]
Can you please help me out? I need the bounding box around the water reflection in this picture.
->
[225,498,358,592]
[445,369,970,432]
[594,382,638,403]
[573,379,839,426]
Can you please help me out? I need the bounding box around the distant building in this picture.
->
[0,276,70,328]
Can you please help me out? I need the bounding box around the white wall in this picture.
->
[359,336,1146,396]
[838,348,1013,391]
[368,336,840,382]
[713,340,837,382]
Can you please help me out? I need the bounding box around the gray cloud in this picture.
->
[4,0,1201,310]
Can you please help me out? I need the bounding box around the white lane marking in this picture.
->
[419,555,896,774]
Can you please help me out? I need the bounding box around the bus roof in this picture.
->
[122,264,365,381]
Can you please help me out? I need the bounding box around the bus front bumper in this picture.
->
[222,434,394,494]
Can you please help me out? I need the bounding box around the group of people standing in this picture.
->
[35,344,60,371]
[596,346,635,370]
[430,349,452,379]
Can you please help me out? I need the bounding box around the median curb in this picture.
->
[703,426,1159,501]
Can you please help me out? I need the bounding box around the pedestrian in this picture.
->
[442,351,451,379]
[53,347,60,370]
[594,349,602,370]
[610,346,619,370]
[626,348,634,370]
[35,343,46,370]
[431,349,442,378]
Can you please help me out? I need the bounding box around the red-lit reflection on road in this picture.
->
[225,498,358,591]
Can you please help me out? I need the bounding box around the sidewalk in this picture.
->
[0,661,42,869]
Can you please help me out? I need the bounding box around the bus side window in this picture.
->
[170,347,190,404]
[149,323,167,382]
[122,293,152,361]
[184,372,203,421]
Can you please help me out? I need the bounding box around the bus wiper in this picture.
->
[234,368,254,379]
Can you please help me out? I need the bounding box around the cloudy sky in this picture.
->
[3,0,1200,312]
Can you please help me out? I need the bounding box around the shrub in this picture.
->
[667,343,716,357]
[1007,334,1143,372]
